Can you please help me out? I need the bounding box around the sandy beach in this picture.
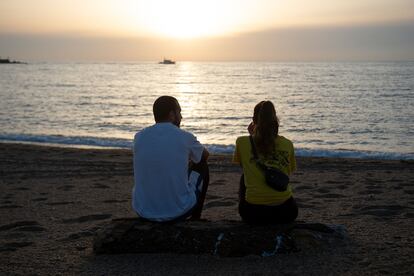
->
[0,142,413,275]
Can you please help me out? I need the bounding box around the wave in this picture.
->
[206,145,414,160]
[0,133,412,160]
[294,148,413,161]
[0,133,132,149]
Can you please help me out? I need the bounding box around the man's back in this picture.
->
[132,122,204,221]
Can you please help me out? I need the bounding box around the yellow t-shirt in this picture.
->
[233,135,296,205]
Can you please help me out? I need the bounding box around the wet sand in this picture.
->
[0,142,413,275]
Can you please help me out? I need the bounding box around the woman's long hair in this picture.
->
[253,101,279,156]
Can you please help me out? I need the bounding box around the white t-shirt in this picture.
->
[132,122,205,221]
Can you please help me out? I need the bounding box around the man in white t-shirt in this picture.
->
[132,96,210,222]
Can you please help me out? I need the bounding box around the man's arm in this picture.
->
[199,148,209,163]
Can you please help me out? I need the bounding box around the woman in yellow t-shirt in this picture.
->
[233,101,298,224]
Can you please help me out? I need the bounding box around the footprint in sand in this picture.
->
[57,185,75,191]
[399,183,413,187]
[206,194,222,200]
[355,205,407,219]
[32,197,48,202]
[366,190,384,195]
[0,221,42,232]
[296,202,316,208]
[102,199,128,203]
[0,241,34,252]
[2,232,27,239]
[314,193,346,199]
[388,178,403,183]
[337,184,349,190]
[14,187,30,191]
[46,201,75,206]
[61,226,100,241]
[358,188,384,195]
[361,210,398,218]
[210,179,226,186]
[0,205,22,209]
[361,205,406,211]
[316,188,330,194]
[365,185,382,190]
[294,185,313,191]
[93,184,110,189]
[204,200,236,209]
[62,214,112,224]
[325,180,342,184]
[14,225,46,232]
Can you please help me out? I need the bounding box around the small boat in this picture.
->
[159,58,175,64]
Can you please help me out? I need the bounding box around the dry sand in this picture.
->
[0,142,413,275]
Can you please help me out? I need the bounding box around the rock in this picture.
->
[93,218,349,257]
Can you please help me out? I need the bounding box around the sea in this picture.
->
[0,62,413,160]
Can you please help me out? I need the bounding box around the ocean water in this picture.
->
[0,62,413,160]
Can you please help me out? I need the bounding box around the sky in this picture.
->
[0,0,413,61]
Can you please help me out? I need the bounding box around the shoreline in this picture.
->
[0,142,413,275]
[1,140,412,162]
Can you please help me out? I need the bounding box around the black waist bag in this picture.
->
[249,136,289,192]
[258,163,289,191]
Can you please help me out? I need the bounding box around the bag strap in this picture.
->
[249,135,259,160]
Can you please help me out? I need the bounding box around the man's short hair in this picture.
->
[153,96,179,122]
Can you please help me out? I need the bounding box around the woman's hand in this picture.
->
[248,122,255,135]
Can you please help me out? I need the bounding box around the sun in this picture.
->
[136,0,236,39]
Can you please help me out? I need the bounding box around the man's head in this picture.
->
[153,96,182,127]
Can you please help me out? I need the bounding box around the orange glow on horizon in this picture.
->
[1,0,413,39]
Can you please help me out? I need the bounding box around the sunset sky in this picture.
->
[1,0,413,61]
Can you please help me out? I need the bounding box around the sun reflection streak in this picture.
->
[174,63,199,121]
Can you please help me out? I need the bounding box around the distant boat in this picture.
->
[159,58,175,64]
[0,57,26,64]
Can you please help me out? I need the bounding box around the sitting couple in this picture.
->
[132,96,298,224]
